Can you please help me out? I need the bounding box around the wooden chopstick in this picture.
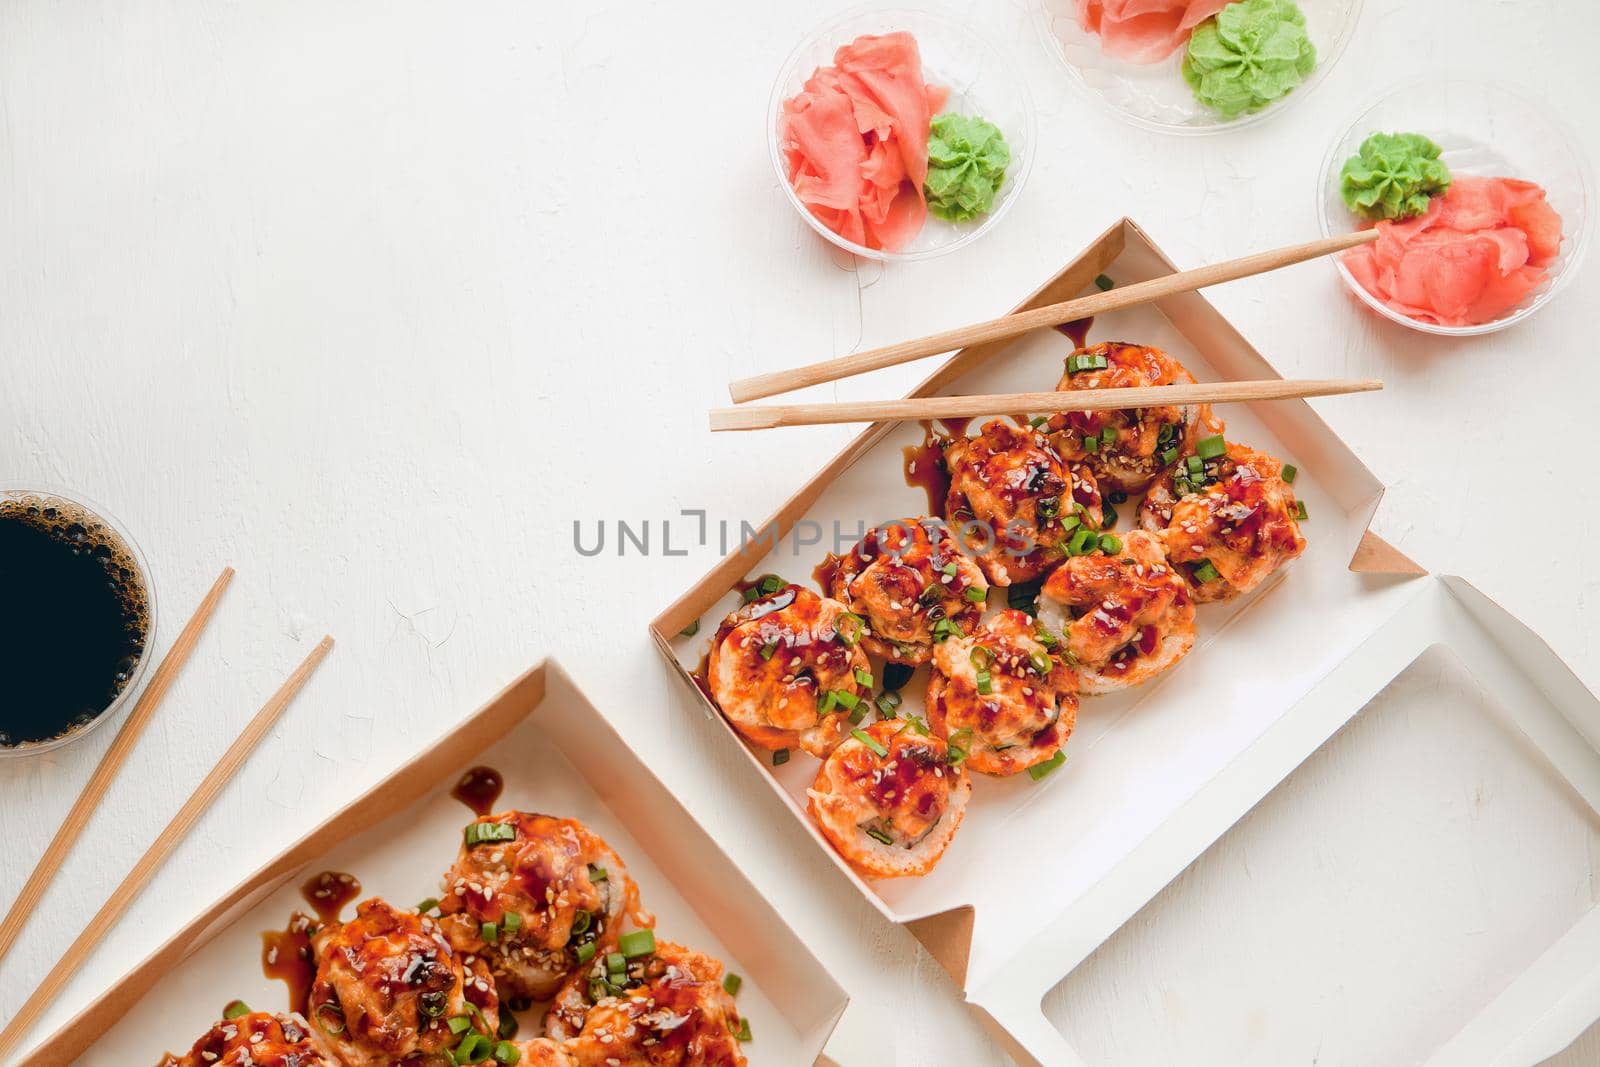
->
[710,378,1382,432]
[727,230,1380,403]
[0,635,334,1063]
[0,567,235,971]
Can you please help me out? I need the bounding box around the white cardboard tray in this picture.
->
[972,576,1600,1066]
[652,219,1425,993]
[14,660,846,1066]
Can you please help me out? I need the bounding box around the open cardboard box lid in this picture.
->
[649,218,1461,1020]
[16,660,846,1066]
[968,574,1600,1065]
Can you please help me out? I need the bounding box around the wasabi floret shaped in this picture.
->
[1182,0,1317,118]
[923,113,1011,224]
[1339,131,1453,221]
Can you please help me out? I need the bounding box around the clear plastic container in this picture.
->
[1035,0,1362,135]
[1318,79,1593,336]
[0,488,158,759]
[769,5,1036,262]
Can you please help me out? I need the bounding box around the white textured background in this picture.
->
[2,0,1598,1064]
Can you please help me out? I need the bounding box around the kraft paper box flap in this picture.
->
[20,661,846,1066]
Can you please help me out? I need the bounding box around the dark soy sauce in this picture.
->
[261,871,362,1014]
[451,766,504,817]
[0,495,149,748]
[903,421,953,517]
[1056,317,1094,350]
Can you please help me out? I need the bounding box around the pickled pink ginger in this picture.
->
[779,32,949,252]
[1343,175,1564,327]
[1074,0,1230,64]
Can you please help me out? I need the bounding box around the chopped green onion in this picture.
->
[852,728,889,757]
[1196,435,1227,460]
[222,1000,251,1021]
[941,560,960,576]
[818,691,839,715]
[497,1012,519,1040]
[736,1017,753,1042]
[575,941,596,964]
[1192,560,1220,584]
[447,1015,473,1036]
[1034,627,1058,649]
[1294,499,1309,521]
[1030,415,1049,429]
[835,612,865,647]
[963,585,987,604]
[759,641,777,661]
[569,909,591,936]
[848,704,868,726]
[1281,463,1298,483]
[420,991,448,1020]
[833,691,860,711]
[773,748,790,766]
[1099,534,1122,554]
[1186,455,1203,474]
[876,691,902,717]
[481,921,499,944]
[724,973,743,996]
[864,826,894,846]
[678,619,700,638]
[503,911,522,935]
[1028,650,1052,675]
[1068,528,1096,555]
[1028,750,1067,782]
[1083,432,1100,453]
[588,863,608,882]
[588,978,610,1003]
[970,645,994,669]
[1059,513,1081,534]
[606,951,626,974]
[464,821,516,847]
[1161,447,1180,466]
[854,667,873,688]
[453,1033,490,1065]
[1101,503,1118,530]
[1037,495,1061,520]
[905,715,931,736]
[976,670,993,695]
[493,1040,521,1065]
[759,574,784,594]
[1094,274,1114,291]
[619,928,657,959]
[416,897,440,915]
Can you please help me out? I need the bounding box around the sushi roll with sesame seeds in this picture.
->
[435,811,651,1003]
[544,938,746,1065]
[158,1011,336,1067]
[942,419,1103,587]
[306,898,497,1067]
[806,719,972,879]
[817,518,989,666]
[705,582,872,757]
[1139,438,1306,603]
[1036,529,1196,693]
[1047,341,1225,496]
[925,608,1079,776]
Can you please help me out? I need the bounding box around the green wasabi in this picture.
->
[923,113,1010,224]
[1339,132,1452,221]
[1182,0,1317,119]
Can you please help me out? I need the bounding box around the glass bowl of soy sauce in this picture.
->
[0,489,158,758]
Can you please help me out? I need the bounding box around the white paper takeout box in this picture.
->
[645,219,1600,1062]
[977,576,1600,1067]
[14,660,847,1066]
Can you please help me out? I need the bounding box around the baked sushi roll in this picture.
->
[307,898,497,1067]
[1036,529,1196,693]
[926,608,1079,776]
[1047,341,1224,496]
[158,1011,335,1067]
[807,719,971,878]
[943,419,1103,586]
[707,582,872,757]
[544,936,746,1066]
[1139,438,1306,603]
[818,518,988,665]
[437,811,650,1003]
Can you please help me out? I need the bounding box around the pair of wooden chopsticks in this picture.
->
[711,229,1383,431]
[0,569,334,1062]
